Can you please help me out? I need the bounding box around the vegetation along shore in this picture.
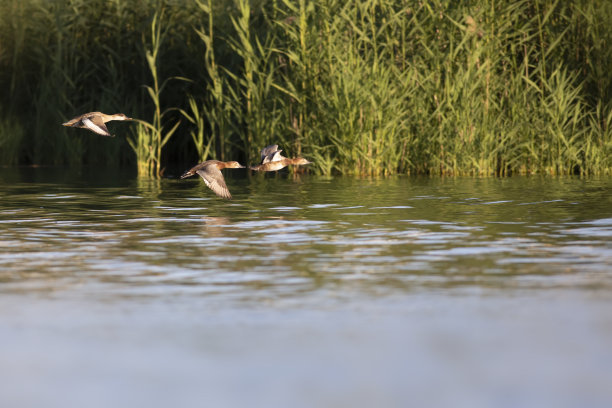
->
[0,0,610,176]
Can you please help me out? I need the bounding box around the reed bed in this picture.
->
[0,0,610,176]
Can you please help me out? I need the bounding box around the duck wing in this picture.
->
[180,162,206,179]
[82,115,112,137]
[269,150,285,162]
[62,116,82,127]
[260,145,278,159]
[196,165,232,200]
[260,145,283,164]
[62,112,100,127]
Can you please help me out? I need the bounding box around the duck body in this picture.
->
[250,157,311,172]
[180,160,244,200]
[62,111,132,137]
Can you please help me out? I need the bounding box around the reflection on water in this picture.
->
[1,167,611,407]
[1,170,610,295]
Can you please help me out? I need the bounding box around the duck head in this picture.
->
[292,157,311,165]
[112,113,132,121]
[224,161,245,169]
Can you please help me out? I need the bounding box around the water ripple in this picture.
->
[0,175,611,295]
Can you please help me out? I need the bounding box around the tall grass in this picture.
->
[0,0,610,176]
[180,0,236,163]
[128,8,180,177]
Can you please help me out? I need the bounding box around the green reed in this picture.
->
[180,0,234,163]
[128,7,180,177]
[0,0,610,176]
[225,0,287,164]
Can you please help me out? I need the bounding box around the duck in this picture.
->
[62,112,132,137]
[250,144,311,172]
[180,160,244,200]
[250,157,311,172]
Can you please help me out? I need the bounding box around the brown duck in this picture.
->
[180,160,244,200]
[250,157,311,172]
[62,112,132,137]
[250,145,311,172]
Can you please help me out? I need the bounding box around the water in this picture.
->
[1,167,611,408]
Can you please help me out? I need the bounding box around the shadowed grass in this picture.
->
[0,117,24,165]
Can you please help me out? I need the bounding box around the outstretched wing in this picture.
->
[62,111,97,127]
[196,166,232,199]
[180,162,205,179]
[260,145,278,159]
[268,150,285,162]
[260,145,282,164]
[83,116,111,137]
[62,117,81,127]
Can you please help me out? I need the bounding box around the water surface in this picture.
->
[1,167,611,407]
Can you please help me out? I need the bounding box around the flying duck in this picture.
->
[180,160,245,200]
[62,112,132,137]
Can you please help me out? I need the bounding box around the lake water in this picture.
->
[1,167,611,408]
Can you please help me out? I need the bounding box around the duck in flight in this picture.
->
[180,160,245,200]
[250,144,311,172]
[62,112,132,137]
